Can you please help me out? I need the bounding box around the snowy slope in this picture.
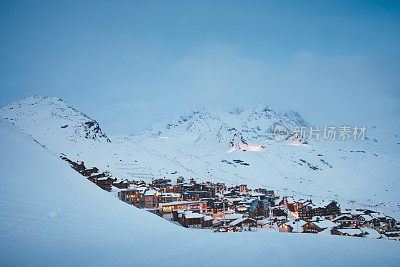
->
[1,96,399,219]
[1,117,400,266]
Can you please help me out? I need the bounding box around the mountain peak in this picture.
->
[0,95,111,149]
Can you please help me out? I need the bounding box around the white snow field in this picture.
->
[1,117,400,266]
[1,96,399,219]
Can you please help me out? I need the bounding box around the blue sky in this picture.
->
[0,0,399,134]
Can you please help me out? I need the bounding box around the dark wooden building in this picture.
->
[298,201,340,221]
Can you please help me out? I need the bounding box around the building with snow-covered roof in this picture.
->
[229,217,256,229]
[179,211,202,227]
[224,197,244,206]
[279,220,307,233]
[249,192,266,200]
[95,177,115,192]
[113,180,130,189]
[203,215,214,228]
[151,178,171,189]
[176,211,214,229]
[182,183,216,201]
[80,167,99,177]
[216,213,243,225]
[302,220,337,233]
[158,192,181,204]
[357,214,374,222]
[332,214,364,228]
[271,207,288,218]
[298,201,340,221]
[361,228,382,239]
[331,228,364,237]
[159,200,207,214]
[118,188,145,208]
[257,218,275,228]
[384,230,400,240]
[254,188,274,195]
[144,189,158,208]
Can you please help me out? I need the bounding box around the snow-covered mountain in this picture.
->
[0,96,110,146]
[1,96,399,219]
[2,116,400,266]
[139,105,308,149]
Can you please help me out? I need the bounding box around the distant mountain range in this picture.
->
[1,96,399,219]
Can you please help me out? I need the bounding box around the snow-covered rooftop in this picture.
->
[313,220,337,229]
[229,217,256,226]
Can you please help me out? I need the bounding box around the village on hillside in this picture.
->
[61,155,400,240]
